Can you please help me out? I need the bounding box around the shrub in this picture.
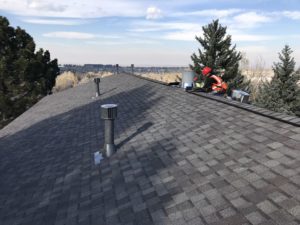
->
[255,45,300,115]
[52,71,79,92]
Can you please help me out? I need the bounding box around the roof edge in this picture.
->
[190,91,300,127]
[126,72,300,127]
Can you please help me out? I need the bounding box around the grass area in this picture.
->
[52,71,113,92]
[138,69,274,85]
[139,72,182,83]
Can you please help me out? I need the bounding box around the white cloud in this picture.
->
[28,0,66,12]
[130,21,203,41]
[86,39,158,45]
[96,35,122,39]
[43,32,122,41]
[0,0,144,18]
[232,34,277,42]
[146,6,162,20]
[172,9,241,18]
[289,34,300,39]
[232,12,272,28]
[163,32,201,41]
[43,32,96,39]
[130,21,202,32]
[162,31,276,42]
[22,18,86,25]
[283,11,300,20]
[130,21,204,41]
[86,41,126,45]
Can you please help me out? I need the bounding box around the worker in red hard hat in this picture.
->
[201,66,214,92]
[196,66,227,93]
[193,66,213,90]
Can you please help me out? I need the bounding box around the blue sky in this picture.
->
[1,0,300,67]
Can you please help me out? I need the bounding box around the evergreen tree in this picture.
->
[255,45,300,115]
[0,16,59,128]
[190,19,249,92]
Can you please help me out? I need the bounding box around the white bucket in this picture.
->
[181,71,194,89]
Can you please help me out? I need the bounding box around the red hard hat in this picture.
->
[202,67,212,76]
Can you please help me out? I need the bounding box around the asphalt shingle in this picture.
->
[0,73,299,225]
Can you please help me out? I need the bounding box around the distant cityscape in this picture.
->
[59,64,188,74]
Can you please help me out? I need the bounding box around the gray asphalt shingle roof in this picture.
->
[0,73,299,225]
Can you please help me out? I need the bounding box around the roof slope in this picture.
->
[0,74,299,225]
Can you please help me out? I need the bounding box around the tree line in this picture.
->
[0,16,59,128]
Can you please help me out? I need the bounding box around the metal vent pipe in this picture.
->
[94,78,100,97]
[101,104,118,157]
[131,64,134,74]
[116,64,119,74]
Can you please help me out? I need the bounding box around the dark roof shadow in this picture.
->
[100,87,118,96]
[0,82,170,224]
[116,122,153,149]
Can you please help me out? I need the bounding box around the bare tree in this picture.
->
[249,56,269,101]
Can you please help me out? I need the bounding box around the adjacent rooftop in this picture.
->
[0,74,299,225]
